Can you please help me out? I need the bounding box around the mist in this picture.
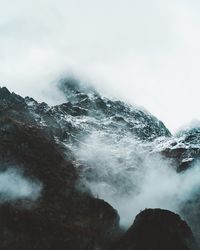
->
[72,131,200,228]
[1,0,200,131]
[0,168,42,202]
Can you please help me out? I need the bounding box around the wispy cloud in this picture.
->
[0,168,42,202]
[74,131,200,228]
[1,0,200,130]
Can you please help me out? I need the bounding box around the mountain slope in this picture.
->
[0,82,199,249]
[0,86,120,250]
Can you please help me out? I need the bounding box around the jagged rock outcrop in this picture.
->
[24,79,171,144]
[111,209,198,250]
[160,128,200,171]
[0,87,120,250]
[0,83,200,249]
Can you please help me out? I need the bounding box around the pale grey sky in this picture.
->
[1,0,200,132]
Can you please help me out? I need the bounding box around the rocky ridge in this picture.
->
[0,80,199,249]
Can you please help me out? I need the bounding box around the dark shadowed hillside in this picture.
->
[0,82,199,249]
[111,209,197,250]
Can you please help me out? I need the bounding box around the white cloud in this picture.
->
[0,168,42,202]
[1,0,200,131]
[74,131,200,228]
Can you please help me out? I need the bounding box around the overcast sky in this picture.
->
[1,0,200,132]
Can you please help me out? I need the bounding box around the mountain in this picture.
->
[0,86,120,250]
[0,81,199,249]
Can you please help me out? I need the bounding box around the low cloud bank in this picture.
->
[73,131,200,228]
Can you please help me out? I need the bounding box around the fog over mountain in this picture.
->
[75,132,200,228]
[1,0,200,131]
[1,1,200,249]
[0,79,199,249]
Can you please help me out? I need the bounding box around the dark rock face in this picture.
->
[112,209,197,250]
[157,128,200,246]
[0,87,120,250]
[56,79,171,141]
[0,85,199,250]
[161,128,200,171]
